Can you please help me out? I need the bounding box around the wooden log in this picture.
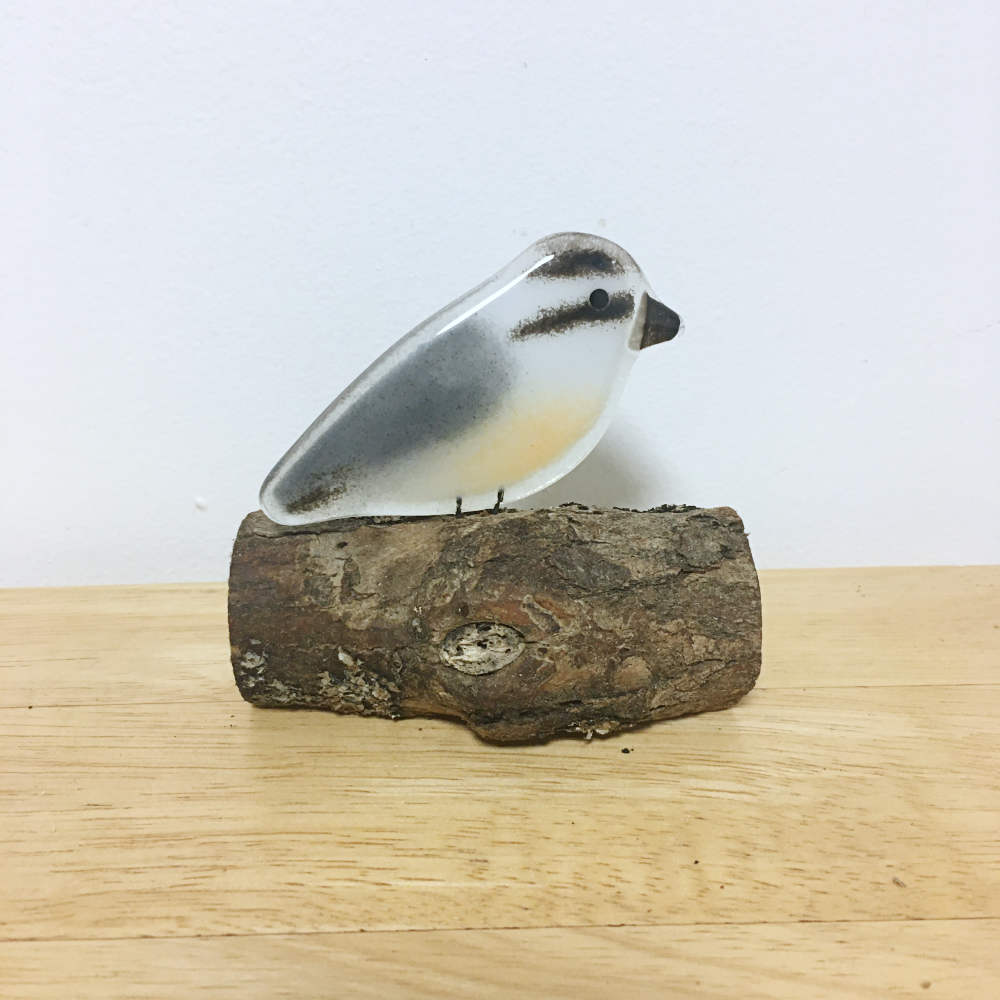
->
[228,504,761,743]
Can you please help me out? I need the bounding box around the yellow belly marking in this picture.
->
[442,393,603,496]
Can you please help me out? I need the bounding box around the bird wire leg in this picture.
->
[492,488,504,513]
[455,496,463,517]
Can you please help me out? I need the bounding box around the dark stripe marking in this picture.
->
[532,248,624,279]
[285,469,349,514]
[512,291,634,340]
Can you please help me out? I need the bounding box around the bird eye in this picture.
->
[589,288,610,311]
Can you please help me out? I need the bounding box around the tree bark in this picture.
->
[229,504,761,743]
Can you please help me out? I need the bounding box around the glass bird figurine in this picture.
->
[260,232,681,524]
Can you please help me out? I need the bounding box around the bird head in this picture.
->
[511,233,682,351]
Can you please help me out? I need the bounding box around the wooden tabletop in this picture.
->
[1,567,998,998]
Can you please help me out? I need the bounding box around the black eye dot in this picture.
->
[589,288,610,310]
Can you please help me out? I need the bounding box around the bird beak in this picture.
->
[638,293,682,349]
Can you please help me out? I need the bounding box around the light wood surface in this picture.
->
[1,567,998,997]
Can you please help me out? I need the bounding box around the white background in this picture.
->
[3,1,998,586]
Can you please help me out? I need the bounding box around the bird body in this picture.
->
[260,232,680,524]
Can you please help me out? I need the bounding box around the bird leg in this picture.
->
[455,496,463,517]
[492,488,505,513]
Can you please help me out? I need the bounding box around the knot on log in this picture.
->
[440,622,526,675]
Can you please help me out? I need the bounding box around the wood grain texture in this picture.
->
[761,565,1000,688]
[1,567,999,997]
[2,920,996,999]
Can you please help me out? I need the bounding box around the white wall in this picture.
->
[3,0,998,586]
